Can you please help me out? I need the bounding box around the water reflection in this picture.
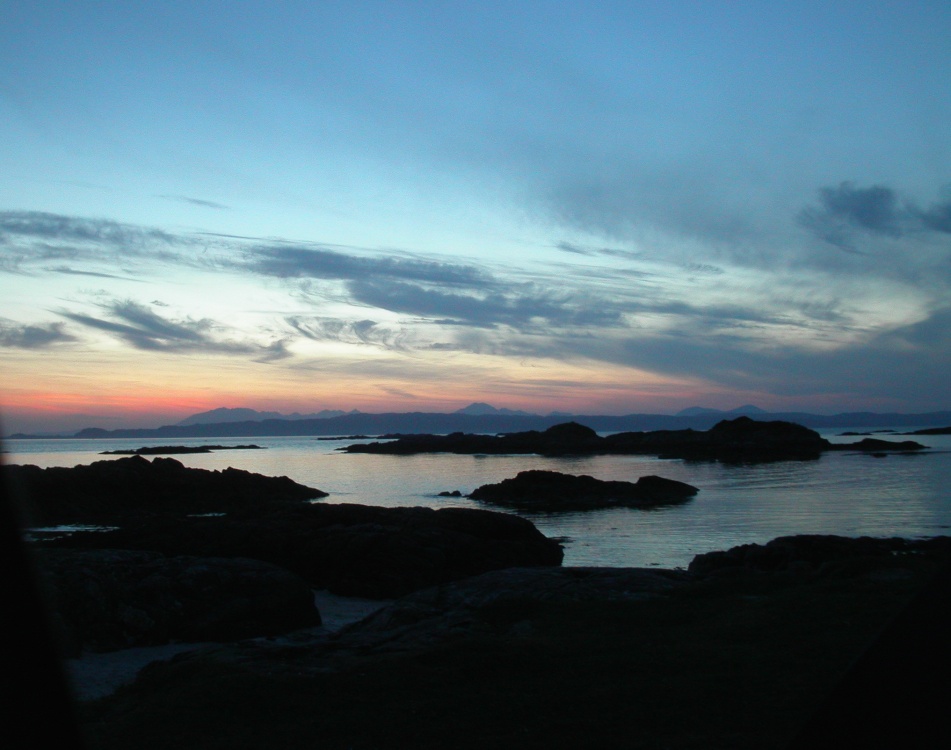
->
[7,435,951,569]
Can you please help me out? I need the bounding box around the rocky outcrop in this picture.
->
[39,549,320,654]
[66,533,951,750]
[191,535,951,675]
[279,566,691,663]
[469,470,698,511]
[43,504,565,599]
[342,416,874,462]
[688,534,951,578]
[3,455,327,525]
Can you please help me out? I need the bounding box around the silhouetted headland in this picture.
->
[904,425,951,435]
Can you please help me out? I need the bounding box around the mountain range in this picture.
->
[176,407,360,425]
[10,403,950,440]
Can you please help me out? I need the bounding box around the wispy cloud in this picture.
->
[6,208,950,410]
[0,320,76,349]
[157,195,230,210]
[57,299,278,358]
[0,210,176,248]
[287,316,411,351]
[242,245,491,286]
[46,265,143,281]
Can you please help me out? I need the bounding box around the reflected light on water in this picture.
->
[7,433,951,569]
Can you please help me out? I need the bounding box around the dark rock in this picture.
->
[39,549,320,653]
[688,534,951,579]
[42,504,565,599]
[437,490,463,497]
[3,455,327,526]
[303,566,690,659]
[469,470,698,511]
[73,533,951,750]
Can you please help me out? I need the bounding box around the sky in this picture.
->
[2,1,951,434]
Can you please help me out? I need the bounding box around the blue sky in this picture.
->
[2,1,951,432]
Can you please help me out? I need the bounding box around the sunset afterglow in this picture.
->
[3,2,950,433]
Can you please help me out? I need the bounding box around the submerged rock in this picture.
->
[469,470,698,511]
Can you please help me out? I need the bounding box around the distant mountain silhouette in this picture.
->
[676,405,767,417]
[453,402,535,417]
[177,407,358,425]
[10,406,951,440]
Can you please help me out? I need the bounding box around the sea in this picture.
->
[6,428,951,569]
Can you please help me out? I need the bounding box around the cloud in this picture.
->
[799,182,951,254]
[57,299,270,357]
[0,320,77,348]
[348,277,624,330]
[0,210,176,249]
[254,338,294,362]
[157,195,230,210]
[286,316,411,351]
[243,245,492,287]
[913,188,951,234]
[798,182,905,250]
[47,265,143,281]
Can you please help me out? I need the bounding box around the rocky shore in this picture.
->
[5,449,948,748]
[73,534,951,749]
[5,456,564,652]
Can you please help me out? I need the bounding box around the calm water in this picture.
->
[6,429,951,569]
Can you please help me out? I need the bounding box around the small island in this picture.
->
[100,444,265,455]
[469,470,699,511]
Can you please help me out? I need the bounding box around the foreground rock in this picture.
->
[688,533,951,577]
[343,416,919,462]
[83,535,951,749]
[40,549,320,654]
[43,504,565,598]
[16,457,564,600]
[469,470,698,511]
[3,455,327,525]
[223,534,951,668]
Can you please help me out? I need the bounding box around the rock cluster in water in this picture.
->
[6,456,564,653]
[342,416,927,462]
